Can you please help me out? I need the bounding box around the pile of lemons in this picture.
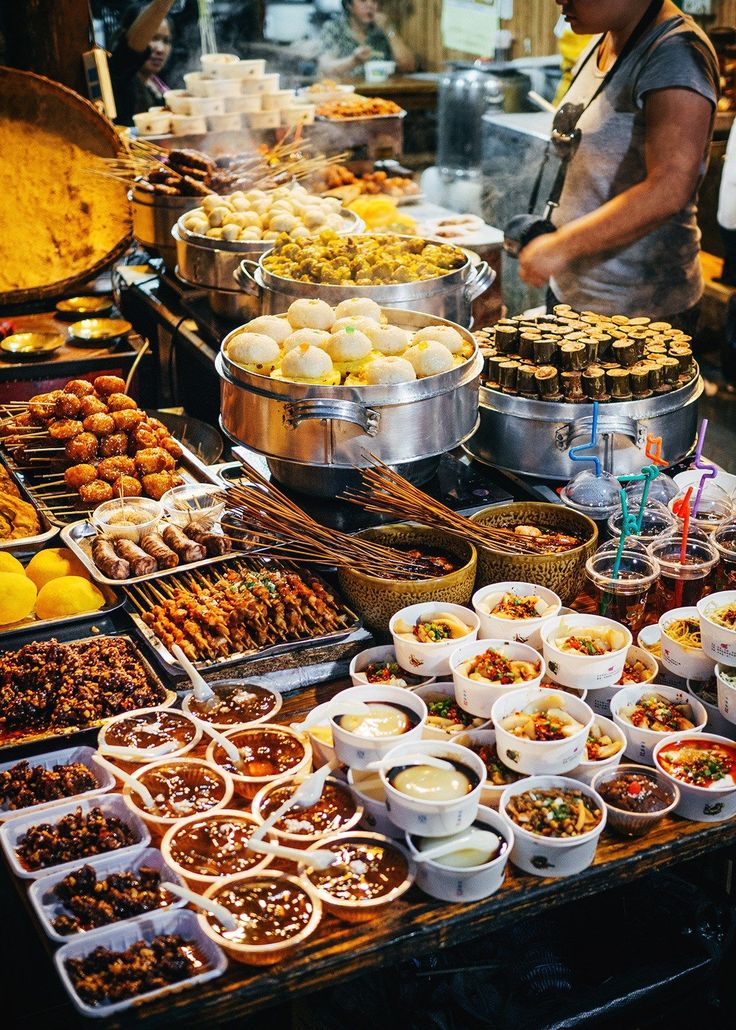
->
[0,547,105,625]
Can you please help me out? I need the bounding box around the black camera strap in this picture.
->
[527,0,666,215]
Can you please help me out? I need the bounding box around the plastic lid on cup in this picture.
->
[714,516,736,560]
[586,543,660,590]
[606,498,675,542]
[668,484,733,531]
[560,468,621,519]
[625,473,679,506]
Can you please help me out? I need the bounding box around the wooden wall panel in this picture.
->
[716,1,736,26]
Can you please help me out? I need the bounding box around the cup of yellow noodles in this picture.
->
[697,591,736,665]
[658,606,716,681]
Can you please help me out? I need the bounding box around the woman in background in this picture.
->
[319,0,415,80]
[110,0,175,126]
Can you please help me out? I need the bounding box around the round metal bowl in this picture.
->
[130,188,202,270]
[0,332,64,361]
[233,235,495,328]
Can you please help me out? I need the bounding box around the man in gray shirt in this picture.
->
[519,0,719,327]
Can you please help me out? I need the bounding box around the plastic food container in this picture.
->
[590,764,679,837]
[328,684,427,769]
[0,794,149,881]
[133,111,172,135]
[380,739,486,837]
[364,59,397,83]
[347,767,403,838]
[161,809,274,889]
[697,591,736,666]
[567,714,626,786]
[659,606,716,681]
[160,483,225,529]
[261,89,296,110]
[181,680,282,731]
[28,846,187,943]
[98,708,202,765]
[91,497,163,542]
[281,104,315,126]
[471,581,561,650]
[199,871,322,965]
[449,728,527,808]
[653,732,736,821]
[716,664,736,726]
[0,745,115,823]
[583,645,660,719]
[163,89,192,114]
[55,908,226,1017]
[185,95,226,116]
[405,804,511,903]
[122,757,234,841]
[185,74,240,98]
[300,831,414,921]
[450,639,545,718]
[413,681,488,740]
[200,52,239,70]
[491,687,594,776]
[170,114,208,134]
[541,614,631,691]
[389,602,480,679]
[206,724,312,799]
[686,677,735,737]
[207,112,243,132]
[499,776,606,878]
[610,683,707,764]
[242,73,280,95]
[251,777,363,846]
[209,57,266,79]
[348,644,436,689]
[224,94,263,114]
[245,109,281,129]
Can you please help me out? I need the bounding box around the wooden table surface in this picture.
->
[9,673,734,1027]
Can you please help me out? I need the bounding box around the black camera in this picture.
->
[503,214,557,257]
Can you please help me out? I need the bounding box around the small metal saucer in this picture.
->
[0,332,64,360]
[67,318,132,345]
[56,296,113,319]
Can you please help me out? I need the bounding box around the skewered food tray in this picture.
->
[0,454,57,551]
[0,633,175,753]
[124,555,361,672]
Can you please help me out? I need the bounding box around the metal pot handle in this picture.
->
[556,413,641,450]
[233,260,262,298]
[463,261,495,303]
[284,398,380,436]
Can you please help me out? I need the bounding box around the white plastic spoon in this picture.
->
[186,710,243,768]
[290,699,371,733]
[98,741,179,763]
[250,758,340,843]
[246,837,340,870]
[92,752,156,811]
[413,829,502,864]
[363,754,454,774]
[164,881,238,931]
[172,643,216,707]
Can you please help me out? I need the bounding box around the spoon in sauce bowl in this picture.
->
[172,643,217,711]
[92,752,157,811]
[186,710,244,769]
[246,836,343,869]
[413,829,502,864]
[164,881,238,931]
[290,700,372,733]
[363,754,455,773]
[250,758,341,842]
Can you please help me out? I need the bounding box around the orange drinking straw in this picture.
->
[675,486,693,608]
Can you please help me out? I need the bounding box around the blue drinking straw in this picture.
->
[569,400,601,478]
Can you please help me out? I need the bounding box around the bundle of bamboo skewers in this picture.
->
[342,457,587,557]
[221,460,461,581]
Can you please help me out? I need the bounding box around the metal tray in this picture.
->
[124,555,362,674]
[60,518,248,588]
[0,568,124,638]
[0,452,58,553]
[315,110,407,122]
[0,431,220,528]
[0,629,176,755]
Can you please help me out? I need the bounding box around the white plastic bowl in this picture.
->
[242,73,280,95]
[207,112,243,132]
[567,714,626,785]
[209,57,266,79]
[224,94,263,114]
[499,776,606,878]
[380,739,486,838]
[659,606,716,681]
[133,111,172,135]
[262,89,296,111]
[347,767,403,838]
[185,95,225,116]
[687,677,735,738]
[450,639,545,718]
[348,644,435,688]
[697,591,736,666]
[91,496,163,542]
[610,683,707,764]
[413,681,488,740]
[471,581,561,650]
[491,687,593,776]
[200,52,239,69]
[449,728,527,809]
[716,664,736,726]
[170,113,208,134]
[586,645,660,719]
[405,804,512,903]
[163,89,192,115]
[653,731,736,821]
[389,602,479,678]
[187,77,239,99]
[541,613,631,690]
[245,110,281,129]
[328,684,427,770]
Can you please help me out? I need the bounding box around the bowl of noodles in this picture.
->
[450,640,545,717]
[697,591,736,665]
[658,606,716,681]
[610,684,707,764]
[540,614,631,691]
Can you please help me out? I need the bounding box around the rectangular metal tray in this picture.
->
[0,548,124,637]
[0,629,177,755]
[0,437,219,528]
[315,109,407,122]
[60,518,248,588]
[0,451,58,552]
[124,555,362,674]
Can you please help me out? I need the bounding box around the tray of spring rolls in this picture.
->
[58,485,246,586]
[0,374,219,528]
[0,628,176,753]
[122,553,361,673]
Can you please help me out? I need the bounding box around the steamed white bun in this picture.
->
[404,340,454,377]
[227,332,281,373]
[241,316,291,344]
[411,325,465,354]
[365,357,417,385]
[287,298,336,331]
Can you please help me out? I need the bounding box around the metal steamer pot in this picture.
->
[130,189,200,270]
[217,309,483,497]
[173,208,364,322]
[233,236,495,328]
[465,372,703,479]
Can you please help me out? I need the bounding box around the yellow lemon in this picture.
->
[0,572,37,625]
[0,552,24,576]
[25,547,89,590]
[35,576,105,620]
